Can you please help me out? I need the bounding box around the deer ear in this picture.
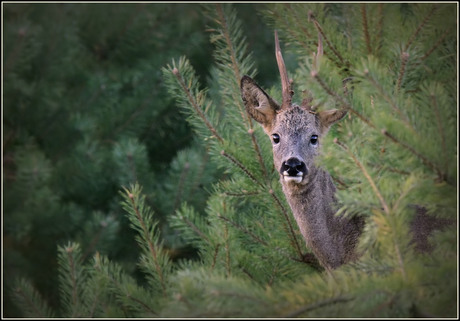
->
[241,75,280,128]
[318,109,347,131]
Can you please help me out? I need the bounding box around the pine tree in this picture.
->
[163,3,457,317]
[6,3,457,318]
[3,3,218,317]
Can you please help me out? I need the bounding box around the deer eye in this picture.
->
[310,135,318,145]
[272,133,280,144]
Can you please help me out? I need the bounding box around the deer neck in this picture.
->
[281,168,363,269]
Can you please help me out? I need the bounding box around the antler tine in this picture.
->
[275,30,293,109]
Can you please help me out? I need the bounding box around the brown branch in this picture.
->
[215,4,241,82]
[128,193,166,296]
[211,244,220,271]
[421,27,451,61]
[178,212,211,244]
[309,11,346,67]
[375,4,384,54]
[361,4,372,55]
[284,296,354,318]
[221,150,264,188]
[395,52,410,94]
[311,72,375,129]
[381,129,443,181]
[404,5,438,51]
[218,213,269,247]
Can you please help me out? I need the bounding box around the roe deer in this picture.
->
[240,32,451,270]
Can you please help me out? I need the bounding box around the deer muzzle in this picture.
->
[280,158,307,183]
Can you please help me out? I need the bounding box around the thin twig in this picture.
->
[404,5,438,51]
[221,150,264,188]
[218,213,269,246]
[311,72,375,129]
[381,129,443,180]
[375,4,384,55]
[128,193,166,296]
[283,296,354,318]
[421,27,451,61]
[395,52,410,94]
[178,212,211,244]
[309,11,346,67]
[361,4,372,55]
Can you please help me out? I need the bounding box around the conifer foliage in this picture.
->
[5,3,457,318]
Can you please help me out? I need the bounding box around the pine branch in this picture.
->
[271,5,312,54]
[92,252,158,316]
[215,3,242,84]
[421,27,451,61]
[175,207,211,245]
[361,4,372,55]
[269,189,304,260]
[311,71,375,129]
[395,52,409,94]
[333,139,409,280]
[211,244,221,271]
[58,242,85,317]
[375,4,384,54]
[380,129,443,181]
[220,150,264,188]
[218,213,268,247]
[404,5,438,51]
[12,279,55,318]
[362,70,415,133]
[224,224,231,276]
[120,184,169,296]
[334,139,389,215]
[210,4,269,178]
[171,67,224,144]
[283,296,354,318]
[308,11,347,68]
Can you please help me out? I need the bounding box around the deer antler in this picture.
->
[275,31,294,109]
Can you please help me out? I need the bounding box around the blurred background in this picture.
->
[3,3,280,317]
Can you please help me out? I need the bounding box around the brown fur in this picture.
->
[242,76,362,269]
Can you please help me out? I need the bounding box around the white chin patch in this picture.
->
[283,175,303,184]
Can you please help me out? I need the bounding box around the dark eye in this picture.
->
[310,135,318,145]
[272,133,280,144]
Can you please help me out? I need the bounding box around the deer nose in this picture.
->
[281,158,307,176]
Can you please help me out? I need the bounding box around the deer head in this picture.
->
[241,32,347,192]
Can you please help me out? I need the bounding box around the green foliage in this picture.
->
[5,3,457,318]
[3,3,216,317]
